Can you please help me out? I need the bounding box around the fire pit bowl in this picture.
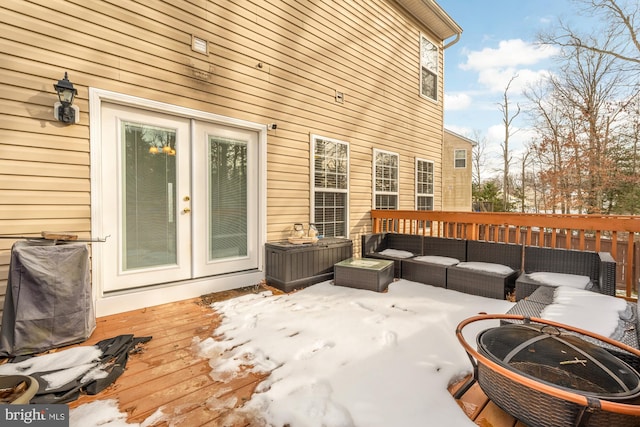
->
[456,314,640,427]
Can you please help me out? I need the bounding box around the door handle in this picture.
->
[183,208,191,214]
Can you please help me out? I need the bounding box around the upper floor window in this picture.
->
[312,135,349,237]
[420,34,438,101]
[416,158,434,210]
[373,149,399,210]
[454,149,467,168]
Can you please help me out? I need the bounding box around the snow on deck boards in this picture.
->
[54,289,522,426]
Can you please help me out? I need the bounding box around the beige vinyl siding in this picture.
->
[442,130,474,211]
[0,252,8,312]
[0,0,449,313]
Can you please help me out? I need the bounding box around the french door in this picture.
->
[100,103,259,292]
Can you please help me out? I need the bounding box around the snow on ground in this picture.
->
[71,279,515,426]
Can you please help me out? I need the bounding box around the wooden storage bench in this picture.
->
[265,238,353,292]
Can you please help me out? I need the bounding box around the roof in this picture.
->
[444,128,477,146]
[396,0,462,43]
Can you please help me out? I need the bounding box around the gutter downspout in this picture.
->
[443,32,461,50]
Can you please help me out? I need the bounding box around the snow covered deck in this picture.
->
[60,281,525,426]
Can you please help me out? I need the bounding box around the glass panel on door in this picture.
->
[208,136,248,261]
[101,103,191,292]
[122,122,178,271]
[192,121,259,277]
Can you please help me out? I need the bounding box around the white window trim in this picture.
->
[415,157,434,210]
[372,148,399,209]
[454,149,467,169]
[310,134,350,238]
[419,33,439,103]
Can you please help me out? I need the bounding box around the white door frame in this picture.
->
[89,88,267,316]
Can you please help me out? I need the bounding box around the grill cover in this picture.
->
[478,323,640,401]
[0,241,95,357]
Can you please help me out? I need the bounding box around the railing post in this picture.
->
[628,234,635,297]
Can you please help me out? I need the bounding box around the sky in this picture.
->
[435,0,596,175]
[28,277,624,427]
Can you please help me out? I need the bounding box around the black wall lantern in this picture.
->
[53,72,79,124]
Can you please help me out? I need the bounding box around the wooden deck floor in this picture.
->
[449,377,530,427]
[67,293,269,426]
[59,291,527,426]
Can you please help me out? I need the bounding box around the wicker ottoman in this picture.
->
[334,258,394,292]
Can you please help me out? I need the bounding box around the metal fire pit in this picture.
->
[456,314,640,427]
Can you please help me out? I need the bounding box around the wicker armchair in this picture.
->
[400,237,467,288]
[446,240,522,299]
[515,246,616,301]
[361,233,422,277]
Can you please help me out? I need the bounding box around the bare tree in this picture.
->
[516,147,534,212]
[524,79,571,213]
[528,29,632,213]
[540,0,640,70]
[497,76,521,211]
[607,92,640,213]
[534,0,640,214]
[560,44,628,212]
[471,129,487,188]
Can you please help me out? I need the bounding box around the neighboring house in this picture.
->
[0,1,461,317]
[442,129,475,212]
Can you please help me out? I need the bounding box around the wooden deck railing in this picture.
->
[371,210,640,299]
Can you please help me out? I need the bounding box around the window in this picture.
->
[420,34,438,101]
[311,135,349,237]
[455,149,467,168]
[373,149,399,209]
[416,159,434,210]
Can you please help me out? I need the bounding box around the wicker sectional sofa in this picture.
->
[400,236,467,288]
[446,240,523,300]
[361,234,523,299]
[515,245,617,300]
[361,233,423,277]
[359,233,619,302]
